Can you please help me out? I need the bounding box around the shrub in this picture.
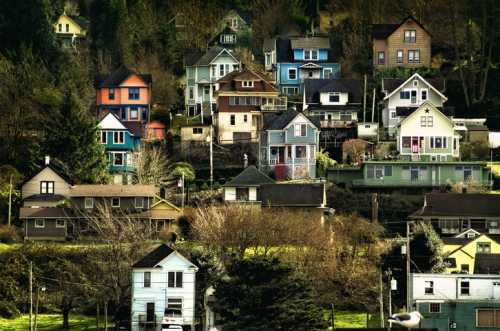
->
[0,225,19,243]
[0,301,20,319]
[200,182,209,191]
[159,229,177,244]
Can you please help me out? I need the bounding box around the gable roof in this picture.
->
[98,112,128,131]
[442,237,474,246]
[132,244,197,269]
[150,195,181,211]
[217,69,278,93]
[291,37,330,49]
[383,73,447,101]
[209,25,238,46]
[475,254,500,274]
[70,184,156,197]
[22,165,72,189]
[446,234,498,258]
[304,79,362,104]
[372,16,431,40]
[263,110,319,130]
[186,47,239,67]
[411,193,500,218]
[69,16,89,30]
[223,166,275,187]
[260,183,325,207]
[275,37,337,63]
[95,65,152,88]
[395,106,455,118]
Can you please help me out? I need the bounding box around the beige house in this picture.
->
[372,16,431,69]
[54,13,88,48]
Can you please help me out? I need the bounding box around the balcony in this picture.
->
[320,120,356,129]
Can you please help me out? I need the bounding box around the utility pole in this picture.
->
[96,302,100,331]
[181,172,185,209]
[406,221,411,311]
[363,74,367,122]
[371,88,376,123]
[104,301,108,331]
[29,262,33,331]
[388,269,393,320]
[379,270,384,327]
[330,303,334,330]
[34,286,40,331]
[209,125,213,190]
[7,174,13,226]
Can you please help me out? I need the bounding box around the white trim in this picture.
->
[383,73,448,101]
[135,197,144,209]
[208,48,240,65]
[55,219,66,228]
[284,112,318,130]
[84,197,94,209]
[34,219,45,228]
[111,197,120,208]
[287,68,297,80]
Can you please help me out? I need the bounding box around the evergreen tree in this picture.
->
[213,256,325,331]
[42,92,109,184]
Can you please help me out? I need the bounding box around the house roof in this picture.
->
[263,38,275,52]
[291,37,330,49]
[382,74,447,101]
[372,16,431,39]
[442,237,474,246]
[475,254,500,274]
[260,183,325,207]
[70,185,157,197]
[70,16,89,30]
[186,47,238,67]
[98,112,128,131]
[223,166,275,187]
[124,121,144,137]
[95,65,152,88]
[22,164,72,189]
[263,110,320,130]
[304,79,362,104]
[217,69,278,93]
[395,106,455,117]
[132,244,175,268]
[19,207,75,218]
[209,25,237,46]
[23,194,67,202]
[410,193,500,218]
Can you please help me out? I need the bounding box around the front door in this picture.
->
[278,147,285,164]
[411,137,420,153]
[146,302,155,322]
[410,167,419,182]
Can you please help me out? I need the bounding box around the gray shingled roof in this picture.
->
[223,166,275,187]
[263,38,275,52]
[291,37,330,49]
[382,77,445,94]
[132,244,174,268]
[95,65,152,88]
[475,254,500,274]
[304,79,362,104]
[263,110,320,131]
[260,183,325,207]
[187,47,234,66]
[396,106,455,117]
[411,193,500,218]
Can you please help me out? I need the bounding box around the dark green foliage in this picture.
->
[0,225,19,243]
[41,92,109,184]
[0,301,21,319]
[213,256,326,331]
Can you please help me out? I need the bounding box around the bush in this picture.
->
[0,224,19,243]
[200,182,209,191]
[159,229,177,244]
[0,301,21,319]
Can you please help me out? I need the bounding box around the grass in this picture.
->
[324,310,367,329]
[0,314,112,331]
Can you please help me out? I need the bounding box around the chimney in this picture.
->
[44,156,50,165]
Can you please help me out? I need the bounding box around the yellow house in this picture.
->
[54,13,88,48]
[443,230,500,274]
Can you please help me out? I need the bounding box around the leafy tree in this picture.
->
[41,92,109,184]
[316,149,337,177]
[0,166,23,224]
[213,256,326,331]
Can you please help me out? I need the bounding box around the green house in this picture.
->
[328,160,491,189]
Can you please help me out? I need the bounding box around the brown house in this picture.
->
[372,16,431,69]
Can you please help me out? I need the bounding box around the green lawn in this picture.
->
[0,314,112,331]
[324,310,367,329]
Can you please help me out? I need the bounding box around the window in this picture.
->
[429,303,441,313]
[421,89,428,101]
[421,116,433,127]
[128,87,140,100]
[204,86,209,96]
[40,181,54,194]
[463,166,472,181]
[402,137,411,148]
[167,298,183,310]
[113,131,124,144]
[400,91,410,99]
[390,110,397,119]
[65,24,69,32]
[265,53,272,66]
[100,131,107,144]
[135,197,144,209]
[460,281,470,295]
[56,219,65,228]
[477,242,491,254]
[109,88,115,100]
[404,30,416,43]
[439,219,460,234]
[34,219,45,228]
[304,49,318,60]
[283,87,298,95]
[431,137,444,148]
[231,18,238,28]
[476,309,500,327]
[192,128,203,134]
[242,80,254,87]
[323,68,333,79]
[220,34,236,44]
[219,64,225,77]
[188,87,194,100]
[243,114,247,122]
[424,281,434,294]
[121,109,126,120]
[329,92,340,103]
[84,197,94,209]
[367,165,391,179]
[58,24,62,32]
[396,50,404,64]
[288,68,297,80]
[384,166,392,176]
[130,108,139,120]
[167,271,183,288]
[111,197,120,208]
[461,264,470,273]
[144,272,151,287]
[236,187,249,201]
[295,146,307,159]
[408,50,420,63]
[230,115,235,125]
[113,152,124,166]
[294,124,307,137]
[378,51,385,64]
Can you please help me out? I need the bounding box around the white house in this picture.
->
[131,245,198,331]
[396,102,460,162]
[382,73,448,137]
[223,165,275,202]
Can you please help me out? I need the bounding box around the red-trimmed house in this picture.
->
[95,65,152,137]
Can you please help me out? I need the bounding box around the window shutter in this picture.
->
[168,271,175,287]
[176,272,183,288]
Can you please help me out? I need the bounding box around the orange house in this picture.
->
[145,121,166,141]
[95,65,152,137]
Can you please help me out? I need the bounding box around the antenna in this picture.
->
[371,88,376,122]
[363,74,367,122]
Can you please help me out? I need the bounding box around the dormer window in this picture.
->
[404,30,416,43]
[40,181,54,195]
[220,34,236,44]
[329,92,340,103]
[242,80,254,88]
[304,49,318,61]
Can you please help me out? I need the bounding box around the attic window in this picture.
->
[304,49,318,61]
[242,80,254,88]
[329,92,340,103]
[404,30,416,43]
[413,80,418,87]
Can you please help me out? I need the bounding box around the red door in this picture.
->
[411,137,419,153]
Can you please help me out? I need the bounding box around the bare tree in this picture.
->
[135,144,173,186]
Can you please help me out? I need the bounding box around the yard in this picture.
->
[324,310,368,329]
[0,314,112,331]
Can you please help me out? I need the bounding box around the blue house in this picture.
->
[263,36,340,95]
[98,112,141,184]
[260,110,320,180]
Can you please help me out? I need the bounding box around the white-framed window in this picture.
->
[295,145,307,158]
[283,87,298,95]
[390,110,397,119]
[265,53,272,66]
[429,303,441,313]
[130,108,139,120]
[460,280,470,295]
[243,114,247,122]
[34,219,45,228]
[188,87,194,100]
[421,89,428,101]
[167,271,183,288]
[323,68,333,79]
[113,152,125,166]
[167,298,183,310]
[135,197,144,209]
[242,80,254,88]
[65,24,69,32]
[220,34,236,44]
[100,131,107,144]
[408,50,420,63]
[477,242,491,253]
[288,68,297,80]
[113,131,124,144]
[219,64,225,77]
[430,136,446,148]
[396,50,404,64]
[476,309,500,327]
[84,197,94,209]
[144,271,151,288]
[329,92,340,103]
[111,197,120,208]
[40,181,54,194]
[420,116,433,127]
[192,128,203,134]
[424,281,434,294]
[378,51,385,64]
[404,30,416,43]
[304,49,318,60]
[294,124,307,137]
[56,219,65,228]
[58,24,62,32]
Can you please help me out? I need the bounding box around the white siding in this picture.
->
[249,187,257,201]
[319,92,349,105]
[224,187,236,201]
[21,167,71,201]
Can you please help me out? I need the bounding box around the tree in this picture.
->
[213,256,325,331]
[135,144,172,186]
[41,91,109,184]
[316,149,337,177]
